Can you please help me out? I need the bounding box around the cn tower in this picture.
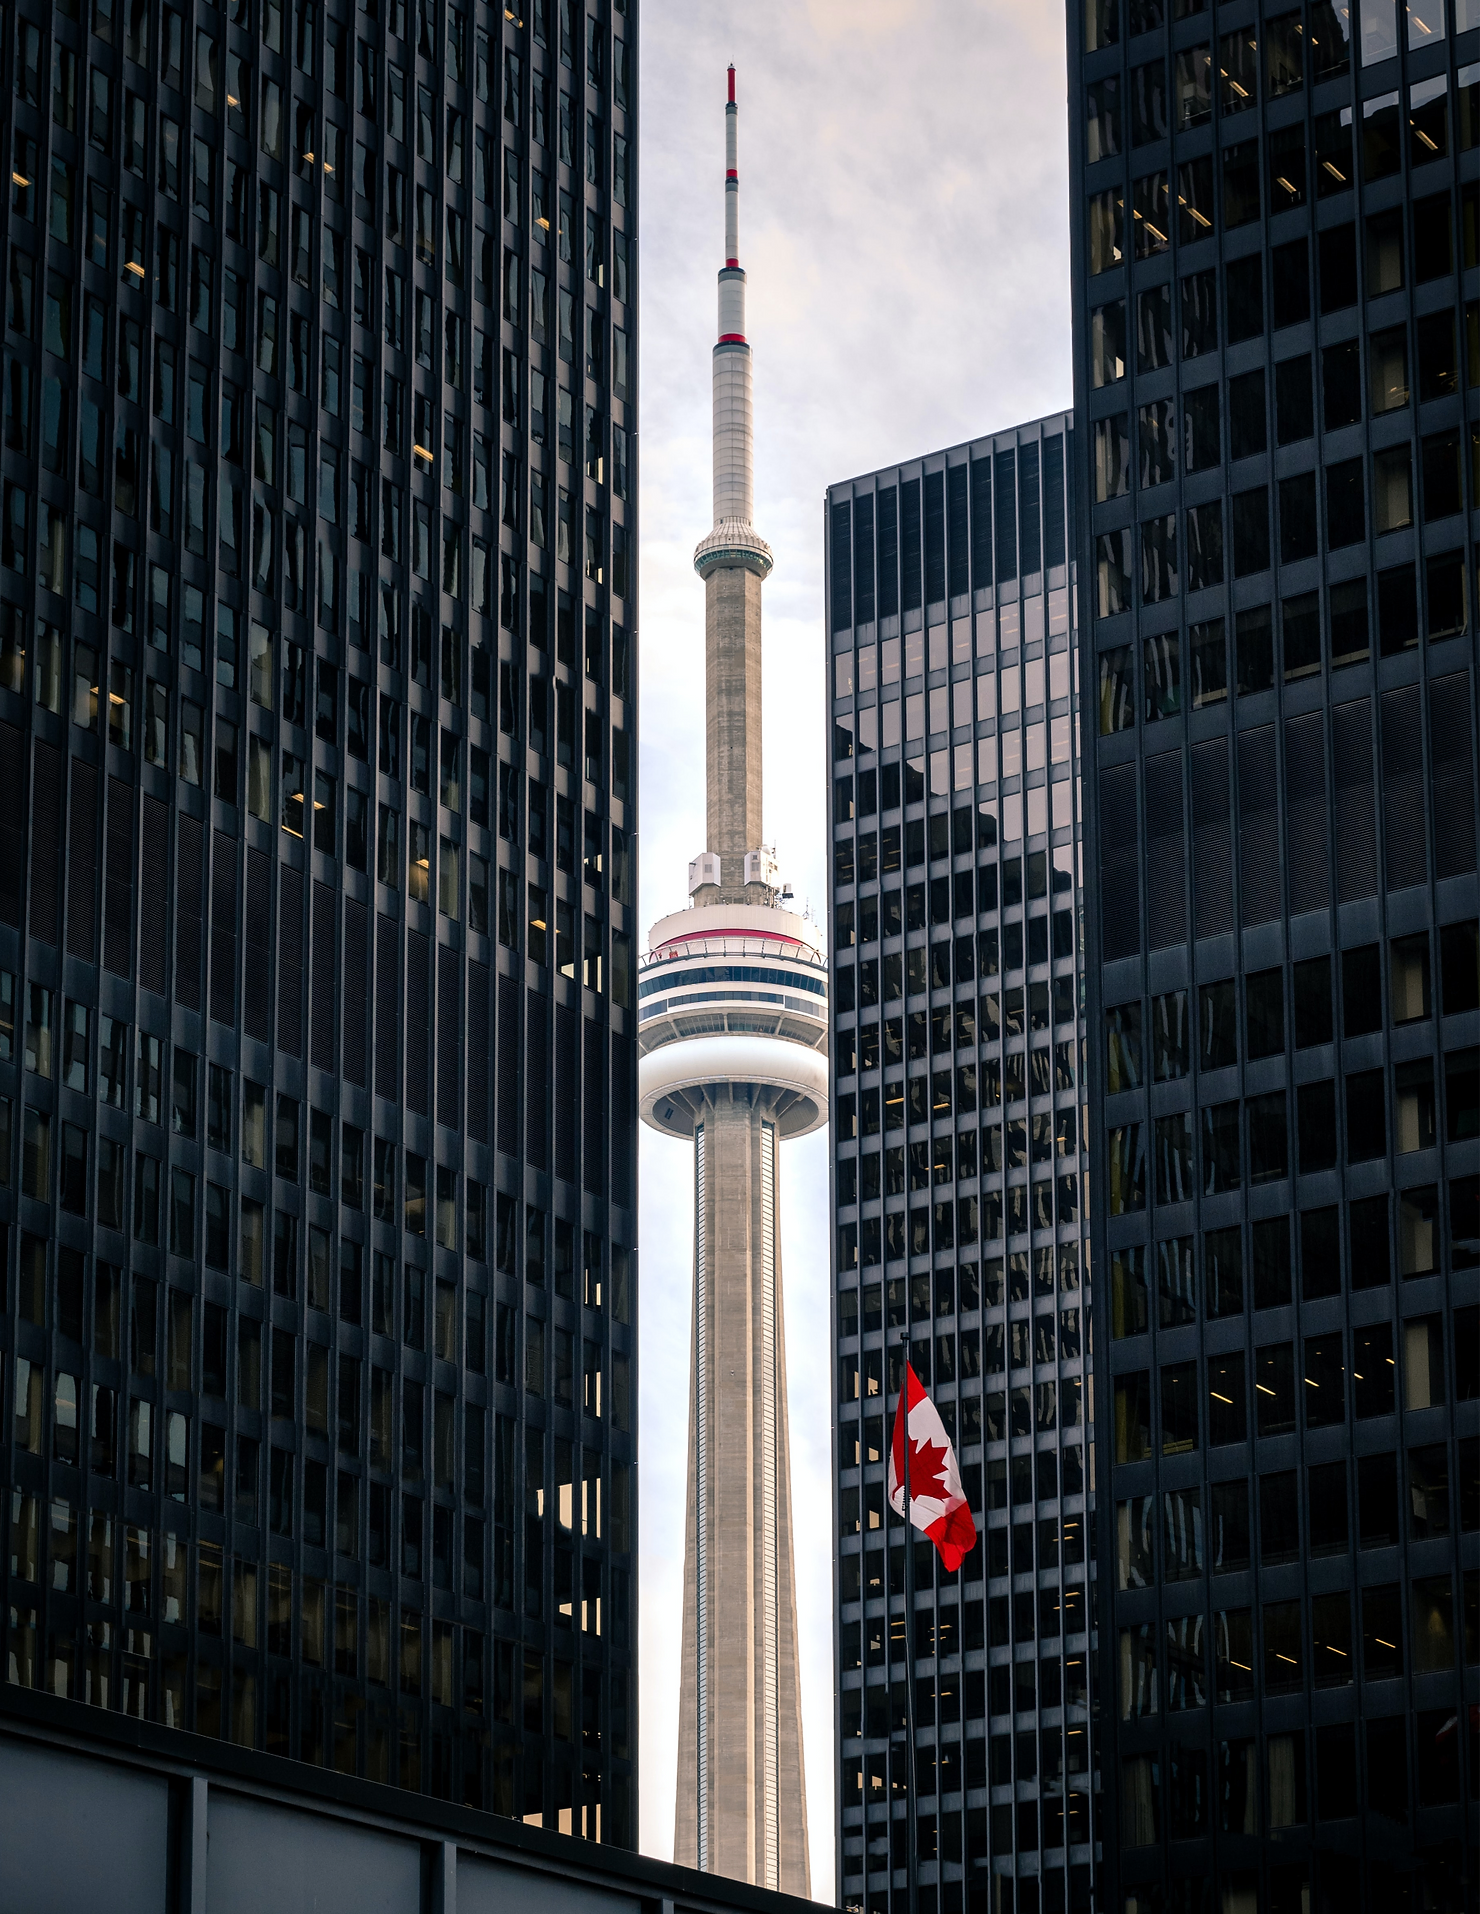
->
[639,69,825,1896]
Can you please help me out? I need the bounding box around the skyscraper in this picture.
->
[0,0,637,1844]
[638,69,823,1897]
[1068,0,1479,1903]
[826,416,1100,1914]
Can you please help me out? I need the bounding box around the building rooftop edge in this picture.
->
[0,1691,822,1914]
[821,404,1075,500]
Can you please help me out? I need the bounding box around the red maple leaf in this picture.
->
[908,1436,950,1502]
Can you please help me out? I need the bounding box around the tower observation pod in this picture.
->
[638,68,822,1898]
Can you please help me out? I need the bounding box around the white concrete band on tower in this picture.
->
[709,337,758,534]
[643,65,821,1898]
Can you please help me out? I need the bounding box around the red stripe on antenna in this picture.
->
[728,66,735,104]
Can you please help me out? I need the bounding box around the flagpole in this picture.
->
[896,1329,919,1914]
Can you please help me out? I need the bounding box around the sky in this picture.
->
[634,0,1074,1886]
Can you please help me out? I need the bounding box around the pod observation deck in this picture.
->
[637,903,829,1140]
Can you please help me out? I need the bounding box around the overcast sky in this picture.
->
[634,1,1073,1885]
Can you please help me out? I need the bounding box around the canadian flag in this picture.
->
[888,1361,978,1571]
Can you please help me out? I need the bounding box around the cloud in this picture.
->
[636,1,1071,1888]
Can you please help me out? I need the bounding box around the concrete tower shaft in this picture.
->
[704,565,765,896]
[672,1098,809,1895]
[640,69,819,1899]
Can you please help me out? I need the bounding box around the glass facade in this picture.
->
[827,419,1101,1914]
[1070,0,1479,1904]
[0,0,637,1841]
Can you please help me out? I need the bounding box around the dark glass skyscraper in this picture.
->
[827,417,1102,1914]
[0,0,637,1843]
[1068,0,1479,1904]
